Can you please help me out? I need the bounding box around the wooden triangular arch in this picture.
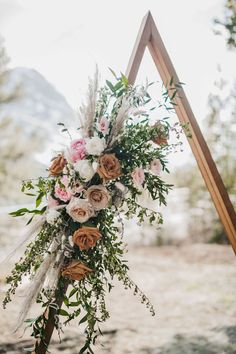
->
[125,11,236,254]
[33,11,236,354]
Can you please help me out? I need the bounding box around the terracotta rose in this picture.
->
[49,154,67,176]
[61,260,92,281]
[86,185,110,210]
[73,226,101,251]
[97,154,121,181]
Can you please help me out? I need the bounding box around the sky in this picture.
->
[0,0,235,165]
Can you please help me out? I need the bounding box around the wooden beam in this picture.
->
[125,11,152,84]
[126,11,236,254]
[32,280,69,354]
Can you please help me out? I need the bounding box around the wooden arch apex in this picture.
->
[126,11,236,254]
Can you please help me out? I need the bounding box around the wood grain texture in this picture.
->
[126,11,236,254]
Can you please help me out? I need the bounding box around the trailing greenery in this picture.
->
[3,73,185,353]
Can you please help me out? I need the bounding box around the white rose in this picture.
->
[86,136,105,156]
[74,160,95,181]
[68,235,74,247]
[46,209,60,225]
[66,197,95,223]
[92,160,98,172]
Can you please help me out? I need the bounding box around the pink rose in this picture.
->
[54,176,72,202]
[150,159,162,175]
[66,197,95,223]
[131,167,145,186]
[97,117,109,135]
[69,139,87,162]
[48,195,59,208]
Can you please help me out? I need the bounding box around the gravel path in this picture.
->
[0,244,236,354]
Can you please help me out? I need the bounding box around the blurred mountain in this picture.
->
[0,67,76,207]
[0,67,75,135]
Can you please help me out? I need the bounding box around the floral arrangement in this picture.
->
[3,71,185,353]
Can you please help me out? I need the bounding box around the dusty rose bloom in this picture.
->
[150,159,162,175]
[48,195,59,208]
[97,116,109,135]
[66,197,94,223]
[86,185,110,210]
[131,167,145,186]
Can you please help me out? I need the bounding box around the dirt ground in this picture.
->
[0,244,236,354]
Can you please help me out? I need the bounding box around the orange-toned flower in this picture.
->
[72,226,101,251]
[49,154,67,176]
[97,154,121,181]
[61,260,92,281]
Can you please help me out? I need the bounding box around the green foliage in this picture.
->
[214,0,236,49]
[3,73,184,352]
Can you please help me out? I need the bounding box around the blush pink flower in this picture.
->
[69,139,87,162]
[150,159,162,175]
[97,116,109,135]
[48,195,59,208]
[60,175,69,187]
[54,176,72,202]
[131,167,145,186]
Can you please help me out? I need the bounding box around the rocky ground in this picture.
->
[0,244,236,354]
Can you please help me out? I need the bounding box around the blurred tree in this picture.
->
[175,77,236,243]
[174,2,236,244]
[214,0,236,49]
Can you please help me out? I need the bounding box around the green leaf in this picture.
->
[24,318,36,324]
[171,90,178,100]
[121,73,129,87]
[26,216,34,225]
[63,297,69,307]
[79,313,88,324]
[69,301,81,307]
[108,67,118,79]
[36,192,44,208]
[114,81,123,91]
[69,288,77,298]
[59,309,70,316]
[106,80,115,92]
[9,208,30,217]
[79,342,90,354]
